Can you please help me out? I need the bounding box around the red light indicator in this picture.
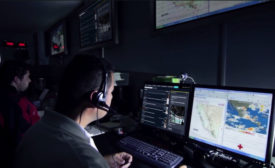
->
[18,42,26,47]
[5,41,14,46]
[53,44,59,49]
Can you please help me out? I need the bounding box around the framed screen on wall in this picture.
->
[79,0,118,50]
[48,22,68,56]
[154,0,269,31]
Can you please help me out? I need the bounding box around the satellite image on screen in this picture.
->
[169,105,185,125]
[226,100,269,135]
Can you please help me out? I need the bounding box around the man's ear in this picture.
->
[89,91,97,100]
[13,76,21,84]
[89,91,97,106]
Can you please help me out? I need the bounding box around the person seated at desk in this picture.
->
[15,54,133,168]
[0,60,39,168]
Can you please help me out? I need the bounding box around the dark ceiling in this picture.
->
[0,0,83,33]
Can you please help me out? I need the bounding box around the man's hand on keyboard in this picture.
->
[105,152,133,168]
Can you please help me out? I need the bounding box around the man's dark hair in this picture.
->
[0,60,29,86]
[55,54,114,120]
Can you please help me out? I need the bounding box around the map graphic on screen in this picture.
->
[156,0,268,29]
[226,100,269,135]
[188,87,273,162]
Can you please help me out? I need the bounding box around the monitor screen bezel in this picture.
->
[139,81,193,138]
[185,84,275,165]
[78,0,118,51]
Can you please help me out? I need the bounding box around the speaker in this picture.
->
[90,64,110,112]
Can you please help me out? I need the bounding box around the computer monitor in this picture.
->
[187,85,275,165]
[48,22,68,56]
[154,0,268,31]
[140,82,191,136]
[79,0,118,50]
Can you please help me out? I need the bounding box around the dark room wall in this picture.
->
[35,1,275,90]
[226,4,275,89]
[102,1,275,89]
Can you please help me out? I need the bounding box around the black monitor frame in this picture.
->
[185,84,275,166]
[46,20,68,57]
[139,82,193,138]
[78,0,118,51]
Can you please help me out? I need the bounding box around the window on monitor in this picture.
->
[140,83,191,136]
[187,85,275,166]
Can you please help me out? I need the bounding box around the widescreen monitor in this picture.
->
[155,0,268,30]
[187,85,275,165]
[140,82,191,136]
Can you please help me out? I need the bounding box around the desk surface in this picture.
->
[93,116,274,168]
[93,131,274,168]
[93,132,187,168]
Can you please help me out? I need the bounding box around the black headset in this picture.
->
[90,62,110,112]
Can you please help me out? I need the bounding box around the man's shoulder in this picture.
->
[18,125,109,168]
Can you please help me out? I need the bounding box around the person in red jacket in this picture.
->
[0,60,40,168]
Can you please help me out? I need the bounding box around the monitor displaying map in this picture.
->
[188,85,275,164]
[155,0,268,30]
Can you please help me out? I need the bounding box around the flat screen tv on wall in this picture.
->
[79,0,118,50]
[48,22,68,56]
[154,0,269,31]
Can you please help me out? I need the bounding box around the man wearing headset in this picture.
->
[15,54,133,168]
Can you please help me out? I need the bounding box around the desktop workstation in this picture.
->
[86,2,275,167]
[87,81,275,168]
[1,0,275,168]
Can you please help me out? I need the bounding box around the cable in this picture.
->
[181,73,196,84]
[96,108,102,134]
[188,76,196,84]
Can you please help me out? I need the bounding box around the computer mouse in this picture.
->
[115,127,124,135]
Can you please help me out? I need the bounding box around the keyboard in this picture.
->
[118,136,183,168]
[85,125,106,137]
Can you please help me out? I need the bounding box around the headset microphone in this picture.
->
[96,99,110,112]
[92,92,117,114]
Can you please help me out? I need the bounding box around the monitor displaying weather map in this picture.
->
[188,86,274,162]
[155,0,268,30]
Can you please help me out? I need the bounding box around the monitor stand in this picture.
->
[183,143,268,168]
[203,150,241,168]
[204,150,268,168]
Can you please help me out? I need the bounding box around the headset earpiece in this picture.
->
[91,91,103,106]
[90,64,110,112]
